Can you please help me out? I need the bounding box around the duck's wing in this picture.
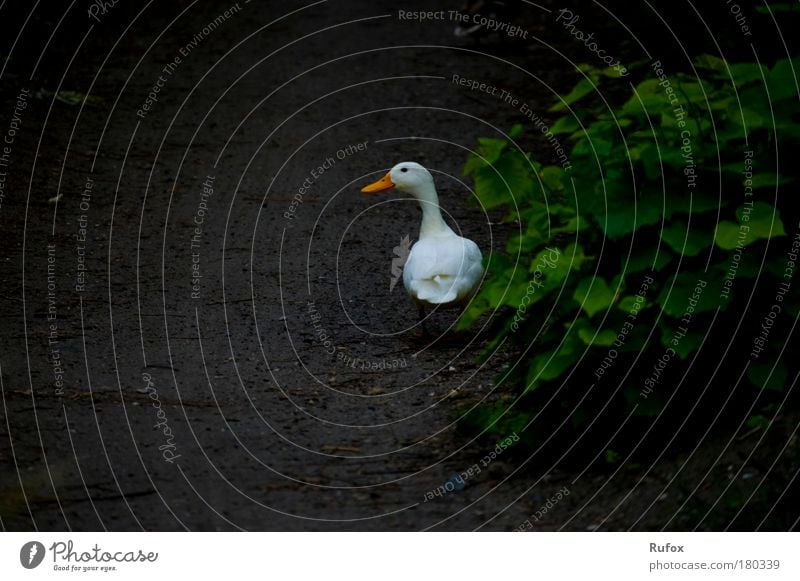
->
[403,236,483,304]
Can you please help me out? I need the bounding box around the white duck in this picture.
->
[361,162,484,331]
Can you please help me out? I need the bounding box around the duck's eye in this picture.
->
[400,167,408,173]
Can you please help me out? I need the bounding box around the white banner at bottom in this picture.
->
[0,532,796,580]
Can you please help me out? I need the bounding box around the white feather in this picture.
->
[403,234,483,305]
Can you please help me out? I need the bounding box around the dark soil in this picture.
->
[1,0,797,531]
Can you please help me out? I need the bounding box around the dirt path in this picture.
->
[1,0,796,531]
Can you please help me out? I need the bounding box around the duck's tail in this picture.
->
[414,274,459,304]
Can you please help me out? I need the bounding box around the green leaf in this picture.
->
[463,137,508,176]
[525,347,576,389]
[695,54,727,72]
[549,77,595,112]
[540,165,565,191]
[572,135,613,159]
[767,58,800,101]
[717,202,785,249]
[471,150,535,209]
[623,244,672,274]
[622,90,670,117]
[524,244,575,293]
[661,220,712,256]
[675,80,712,103]
[630,143,662,180]
[714,220,744,250]
[601,195,664,240]
[577,326,617,347]
[659,322,706,359]
[746,415,770,430]
[627,385,666,416]
[599,65,629,78]
[617,295,646,312]
[741,201,786,238]
[573,277,615,317]
[747,361,787,391]
[732,86,772,131]
[657,273,717,317]
[756,3,798,13]
[749,173,794,189]
[551,115,581,135]
[728,63,768,85]
[665,189,724,217]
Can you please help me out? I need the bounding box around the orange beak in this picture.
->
[361,172,395,195]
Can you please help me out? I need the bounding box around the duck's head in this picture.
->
[361,162,434,197]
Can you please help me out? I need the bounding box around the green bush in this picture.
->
[459,55,799,450]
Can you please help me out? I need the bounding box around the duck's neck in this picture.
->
[413,182,453,239]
